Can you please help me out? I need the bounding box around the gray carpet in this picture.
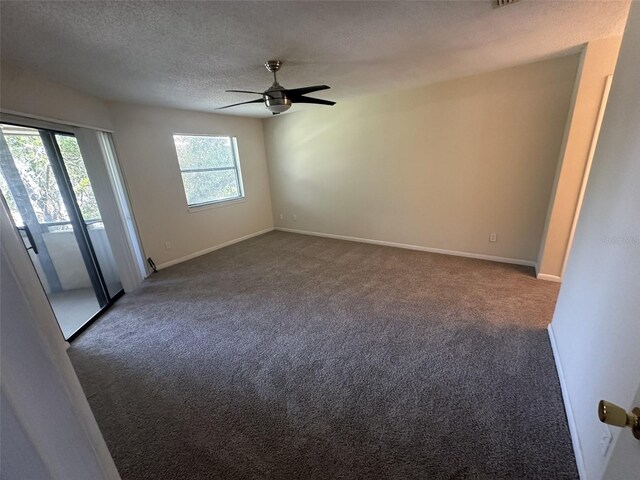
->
[69,231,577,479]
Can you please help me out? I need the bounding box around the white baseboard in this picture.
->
[548,324,586,480]
[275,227,536,267]
[156,227,274,270]
[537,273,562,283]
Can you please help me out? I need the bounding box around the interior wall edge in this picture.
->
[536,273,562,283]
[155,227,274,270]
[535,46,587,275]
[536,35,623,279]
[547,323,587,480]
[559,74,614,278]
[275,227,536,267]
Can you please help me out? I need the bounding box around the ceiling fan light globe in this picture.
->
[265,96,292,114]
[267,104,291,114]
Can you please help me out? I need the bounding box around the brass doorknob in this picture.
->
[598,400,640,440]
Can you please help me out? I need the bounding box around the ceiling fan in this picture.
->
[216,60,336,115]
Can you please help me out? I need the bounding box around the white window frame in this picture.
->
[172,134,245,211]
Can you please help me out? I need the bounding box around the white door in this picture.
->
[603,384,640,480]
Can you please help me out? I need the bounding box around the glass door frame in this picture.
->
[41,129,111,307]
[0,120,124,341]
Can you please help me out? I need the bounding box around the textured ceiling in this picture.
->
[0,1,630,118]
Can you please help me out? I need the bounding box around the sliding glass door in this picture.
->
[0,123,123,340]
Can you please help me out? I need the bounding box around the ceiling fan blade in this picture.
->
[215,98,264,110]
[284,85,331,98]
[292,96,336,106]
[225,89,266,95]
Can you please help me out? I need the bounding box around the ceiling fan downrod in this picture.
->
[265,59,283,86]
[263,60,289,113]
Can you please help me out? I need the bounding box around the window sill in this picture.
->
[187,196,246,213]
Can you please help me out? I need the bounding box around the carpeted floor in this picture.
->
[69,231,577,479]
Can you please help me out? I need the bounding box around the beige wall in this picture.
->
[108,103,273,267]
[537,36,622,280]
[549,4,640,479]
[264,55,579,264]
[0,61,112,130]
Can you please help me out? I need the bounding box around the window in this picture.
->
[173,135,244,207]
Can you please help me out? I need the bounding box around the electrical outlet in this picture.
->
[292,214,297,221]
[489,233,497,243]
[164,241,172,250]
[600,424,613,456]
[279,213,284,220]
